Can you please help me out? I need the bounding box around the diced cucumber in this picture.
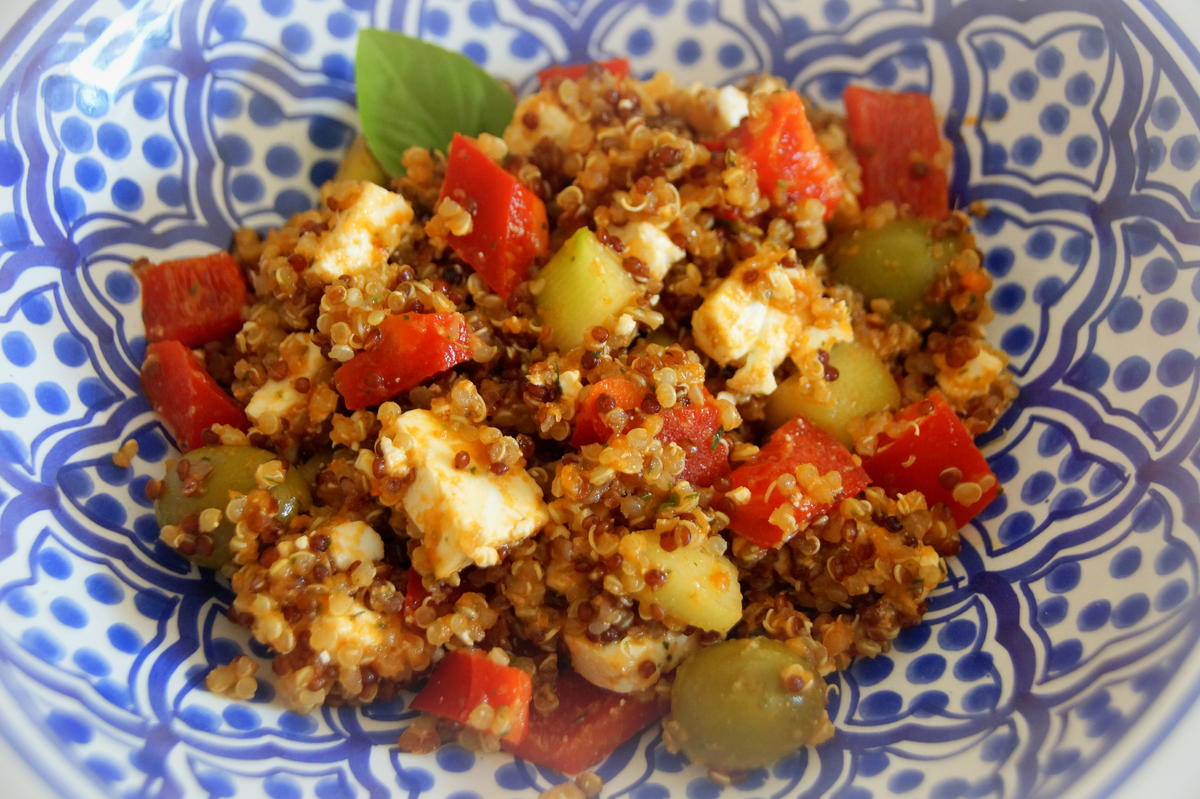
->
[764,341,900,446]
[335,134,389,184]
[619,531,742,634]
[535,228,641,352]
[826,218,960,316]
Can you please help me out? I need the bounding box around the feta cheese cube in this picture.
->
[937,343,1007,407]
[377,409,549,578]
[692,250,852,396]
[504,94,581,157]
[296,181,413,283]
[323,520,385,572]
[565,629,698,693]
[610,221,685,282]
[716,85,750,130]
[245,333,331,429]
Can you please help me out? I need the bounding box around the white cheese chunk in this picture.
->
[504,94,580,157]
[297,181,413,283]
[377,409,549,579]
[565,629,698,693]
[937,344,1007,407]
[245,334,329,427]
[692,251,852,396]
[610,221,685,282]
[716,85,750,130]
[323,520,385,572]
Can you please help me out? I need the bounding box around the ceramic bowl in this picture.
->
[0,1,1197,797]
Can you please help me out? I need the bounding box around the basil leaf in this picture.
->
[354,29,516,176]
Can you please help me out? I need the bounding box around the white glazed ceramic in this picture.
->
[0,1,1198,797]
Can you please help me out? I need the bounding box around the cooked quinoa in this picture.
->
[138,63,1016,774]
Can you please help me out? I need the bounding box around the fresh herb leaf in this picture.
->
[355,29,516,175]
[710,425,725,451]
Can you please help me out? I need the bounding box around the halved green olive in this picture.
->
[827,218,960,317]
[155,445,310,568]
[670,638,827,771]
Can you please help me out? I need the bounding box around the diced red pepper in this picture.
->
[727,416,869,548]
[721,90,843,218]
[403,570,463,623]
[537,58,630,86]
[333,312,472,411]
[138,252,247,347]
[439,134,549,299]
[504,670,663,775]
[860,392,998,527]
[570,377,730,487]
[403,570,429,619]
[410,651,532,744]
[140,340,248,451]
[570,377,648,447]
[658,402,731,487]
[843,86,949,219]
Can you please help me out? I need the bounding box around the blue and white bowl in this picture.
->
[0,1,1198,797]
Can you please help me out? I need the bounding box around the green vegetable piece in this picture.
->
[355,30,516,176]
[335,134,388,185]
[535,228,641,352]
[765,340,900,445]
[671,638,827,771]
[155,446,311,569]
[826,218,960,316]
[618,531,742,634]
[296,450,334,487]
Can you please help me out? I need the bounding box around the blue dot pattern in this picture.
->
[0,2,1197,799]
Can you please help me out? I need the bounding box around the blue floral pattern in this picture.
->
[0,1,1198,797]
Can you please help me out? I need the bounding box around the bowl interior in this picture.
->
[0,1,1198,797]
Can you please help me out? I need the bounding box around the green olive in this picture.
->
[827,218,960,317]
[670,638,827,771]
[155,445,311,569]
[295,450,334,486]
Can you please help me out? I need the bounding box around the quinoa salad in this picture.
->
[132,33,1016,788]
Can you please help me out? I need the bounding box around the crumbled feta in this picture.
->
[692,251,852,396]
[715,85,750,130]
[323,520,385,572]
[558,369,584,406]
[937,343,1007,407]
[504,94,583,157]
[610,221,685,282]
[245,333,330,428]
[376,409,549,578]
[296,181,413,283]
[565,629,698,693]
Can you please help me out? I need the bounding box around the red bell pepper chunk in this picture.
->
[333,312,472,411]
[138,252,247,347]
[410,651,532,744]
[722,90,843,218]
[570,377,730,487]
[504,670,663,775]
[843,86,949,219]
[403,570,429,619]
[860,392,998,527]
[537,58,630,86]
[403,570,463,623]
[439,134,549,299]
[728,416,869,548]
[570,377,648,447]
[140,340,248,452]
[658,402,731,488]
